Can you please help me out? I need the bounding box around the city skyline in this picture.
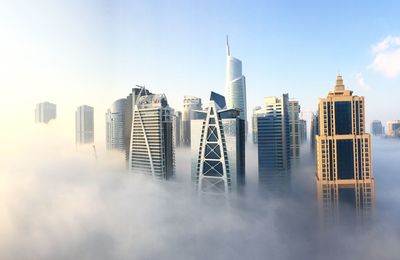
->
[1,2,400,259]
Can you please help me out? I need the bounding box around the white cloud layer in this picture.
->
[369,36,400,78]
[355,72,370,91]
[1,126,400,259]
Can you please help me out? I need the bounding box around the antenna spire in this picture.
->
[226,35,230,56]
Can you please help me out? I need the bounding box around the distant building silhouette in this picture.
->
[173,110,182,147]
[252,106,262,144]
[182,96,202,146]
[35,102,56,124]
[191,92,245,195]
[299,119,307,144]
[386,120,400,137]
[288,100,301,160]
[316,75,374,220]
[128,93,175,179]
[371,120,383,136]
[75,105,94,144]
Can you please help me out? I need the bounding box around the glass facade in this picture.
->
[336,139,354,179]
[335,101,352,135]
[256,94,290,172]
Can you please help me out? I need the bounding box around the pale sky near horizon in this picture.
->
[1,0,400,145]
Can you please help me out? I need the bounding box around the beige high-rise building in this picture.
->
[316,75,374,218]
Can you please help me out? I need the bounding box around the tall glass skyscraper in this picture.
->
[106,98,127,151]
[256,94,291,171]
[75,105,94,144]
[255,94,291,194]
[226,37,247,138]
[191,92,245,195]
[316,75,374,219]
[310,112,319,152]
[128,93,175,179]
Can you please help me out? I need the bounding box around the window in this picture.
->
[336,139,354,179]
[334,101,352,135]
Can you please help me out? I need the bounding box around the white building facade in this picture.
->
[226,37,247,137]
[75,105,94,144]
[128,94,175,179]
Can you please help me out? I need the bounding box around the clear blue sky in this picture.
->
[1,0,400,136]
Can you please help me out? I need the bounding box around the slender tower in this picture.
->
[191,92,245,195]
[226,36,247,138]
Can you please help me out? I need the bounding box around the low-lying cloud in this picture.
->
[0,129,400,260]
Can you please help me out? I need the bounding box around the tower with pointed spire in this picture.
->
[225,36,247,139]
[190,91,245,195]
[315,75,374,219]
[226,35,230,56]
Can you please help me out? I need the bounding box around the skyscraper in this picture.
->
[75,105,94,144]
[226,36,247,138]
[299,119,307,144]
[124,87,153,161]
[173,110,182,147]
[310,112,319,152]
[256,94,291,171]
[316,75,374,218]
[106,98,127,151]
[35,102,56,124]
[252,106,262,144]
[288,100,301,159]
[128,93,175,179]
[182,96,202,146]
[371,120,383,136]
[191,92,245,195]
